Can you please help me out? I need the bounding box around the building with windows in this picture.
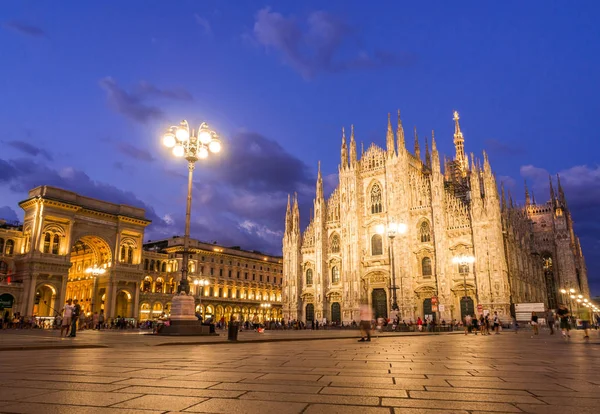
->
[0,186,282,323]
[282,111,589,325]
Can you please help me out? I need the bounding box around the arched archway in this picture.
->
[139,303,151,320]
[115,290,132,318]
[33,284,58,317]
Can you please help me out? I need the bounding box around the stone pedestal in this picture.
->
[170,293,197,321]
[157,293,212,336]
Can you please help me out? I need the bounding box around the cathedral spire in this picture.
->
[424,135,431,168]
[557,173,567,208]
[453,110,468,176]
[316,161,323,200]
[285,193,292,233]
[431,130,440,171]
[386,113,395,157]
[340,127,348,169]
[414,126,420,160]
[349,124,357,166]
[549,175,556,207]
[501,182,507,211]
[396,109,405,151]
[293,192,300,233]
[524,180,531,206]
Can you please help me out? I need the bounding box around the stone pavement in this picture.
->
[0,329,598,413]
[0,328,461,351]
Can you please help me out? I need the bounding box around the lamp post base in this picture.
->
[158,293,212,336]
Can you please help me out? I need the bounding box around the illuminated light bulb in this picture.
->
[163,133,176,148]
[198,145,209,159]
[173,145,185,157]
[199,129,212,145]
[176,128,189,141]
[375,224,385,235]
[209,138,221,153]
[397,223,408,234]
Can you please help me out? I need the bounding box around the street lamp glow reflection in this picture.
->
[452,255,476,264]
[176,127,189,141]
[173,145,185,157]
[163,133,176,148]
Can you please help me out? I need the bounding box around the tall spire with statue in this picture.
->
[453,110,468,176]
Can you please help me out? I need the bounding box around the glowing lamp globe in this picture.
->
[198,145,209,159]
[173,145,185,157]
[176,128,189,141]
[163,133,176,148]
[199,129,212,145]
[209,138,221,153]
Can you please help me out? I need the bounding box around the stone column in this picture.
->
[23,273,39,316]
[133,282,140,319]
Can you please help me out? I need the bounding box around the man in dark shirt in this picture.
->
[556,304,570,340]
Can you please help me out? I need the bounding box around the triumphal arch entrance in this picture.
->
[14,186,150,319]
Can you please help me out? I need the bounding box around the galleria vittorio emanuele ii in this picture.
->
[282,111,589,325]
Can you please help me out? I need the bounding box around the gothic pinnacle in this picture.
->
[386,112,395,157]
[397,109,405,150]
[414,126,420,160]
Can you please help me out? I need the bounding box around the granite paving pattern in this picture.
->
[0,329,598,413]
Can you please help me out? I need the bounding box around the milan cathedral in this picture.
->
[282,111,589,324]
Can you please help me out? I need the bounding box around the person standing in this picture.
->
[557,304,570,340]
[464,314,472,335]
[493,311,501,334]
[60,299,73,337]
[531,312,539,336]
[546,309,555,335]
[358,302,372,342]
[69,299,81,337]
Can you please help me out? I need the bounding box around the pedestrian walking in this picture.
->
[546,309,555,335]
[557,304,571,340]
[531,312,539,336]
[69,299,81,337]
[60,299,73,337]
[358,302,372,342]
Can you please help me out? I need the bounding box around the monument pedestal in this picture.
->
[157,293,212,336]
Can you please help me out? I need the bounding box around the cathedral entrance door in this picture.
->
[331,302,341,324]
[306,304,314,323]
[423,298,436,321]
[372,289,387,319]
[460,297,474,320]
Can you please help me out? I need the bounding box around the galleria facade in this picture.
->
[282,111,589,324]
[0,186,283,323]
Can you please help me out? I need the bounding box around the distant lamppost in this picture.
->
[194,278,210,317]
[376,222,407,316]
[85,264,106,313]
[452,255,476,316]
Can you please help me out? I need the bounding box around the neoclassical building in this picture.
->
[0,186,283,323]
[282,111,589,324]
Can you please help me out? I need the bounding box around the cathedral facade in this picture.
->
[282,111,589,324]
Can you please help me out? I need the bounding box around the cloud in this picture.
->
[251,8,415,79]
[194,14,212,36]
[5,140,53,161]
[2,21,45,38]
[484,139,525,156]
[0,206,19,222]
[99,77,193,123]
[0,157,165,226]
[116,142,155,162]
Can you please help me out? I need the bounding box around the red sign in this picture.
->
[477,304,483,312]
[431,296,438,305]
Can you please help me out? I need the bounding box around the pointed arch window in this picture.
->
[5,239,14,256]
[306,269,313,286]
[142,277,152,293]
[422,257,432,277]
[155,278,164,293]
[331,266,340,284]
[370,183,383,214]
[420,221,431,243]
[371,234,383,256]
[330,234,340,254]
[161,262,167,272]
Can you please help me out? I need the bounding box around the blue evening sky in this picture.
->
[1,1,599,294]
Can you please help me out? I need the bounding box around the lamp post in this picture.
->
[376,222,407,317]
[85,264,106,313]
[194,278,210,318]
[161,120,221,329]
[452,255,476,317]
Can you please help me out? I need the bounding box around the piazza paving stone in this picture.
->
[0,328,598,413]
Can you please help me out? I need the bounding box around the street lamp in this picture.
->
[193,279,210,318]
[452,255,476,316]
[162,120,220,297]
[376,222,407,315]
